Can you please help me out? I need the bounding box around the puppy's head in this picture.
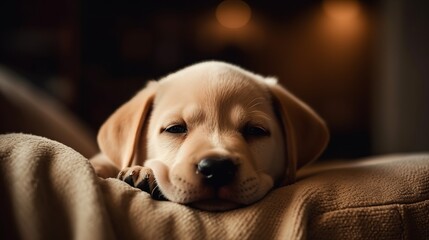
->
[98,61,329,211]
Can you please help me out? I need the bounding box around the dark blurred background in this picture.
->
[0,0,428,159]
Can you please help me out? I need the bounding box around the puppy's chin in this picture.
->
[189,199,242,211]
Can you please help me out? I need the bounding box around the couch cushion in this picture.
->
[1,133,428,239]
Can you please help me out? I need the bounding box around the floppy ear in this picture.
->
[97,81,158,169]
[268,82,329,185]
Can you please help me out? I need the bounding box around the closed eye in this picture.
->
[164,124,188,134]
[242,125,270,138]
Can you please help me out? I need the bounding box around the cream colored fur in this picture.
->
[90,61,329,211]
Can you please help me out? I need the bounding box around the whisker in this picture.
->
[150,180,167,201]
[248,111,273,122]
[246,97,266,110]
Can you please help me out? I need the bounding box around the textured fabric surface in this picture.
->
[1,133,428,240]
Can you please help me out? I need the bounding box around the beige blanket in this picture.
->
[1,133,428,239]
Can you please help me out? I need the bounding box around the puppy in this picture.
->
[90,61,329,211]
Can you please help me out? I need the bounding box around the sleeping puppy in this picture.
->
[90,61,329,211]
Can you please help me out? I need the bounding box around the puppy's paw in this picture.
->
[118,166,154,192]
[117,166,164,200]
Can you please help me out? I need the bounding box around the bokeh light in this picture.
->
[323,0,361,21]
[216,0,252,29]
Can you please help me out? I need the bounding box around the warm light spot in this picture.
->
[319,0,365,44]
[216,0,252,29]
[323,0,361,21]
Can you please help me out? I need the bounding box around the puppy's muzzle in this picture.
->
[197,157,237,188]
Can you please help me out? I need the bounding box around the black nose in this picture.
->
[197,158,237,187]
